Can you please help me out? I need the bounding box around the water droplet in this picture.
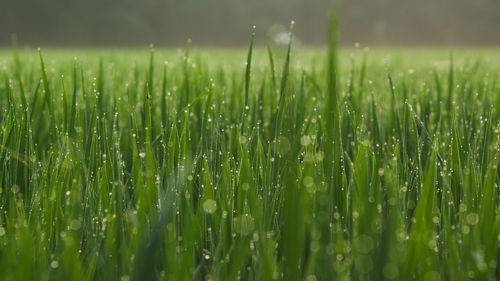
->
[383,263,399,279]
[300,135,311,146]
[275,136,291,155]
[377,168,384,176]
[356,235,374,254]
[304,177,316,193]
[202,199,217,214]
[234,214,255,236]
[355,255,373,273]
[315,152,324,161]
[466,213,479,225]
[70,219,81,230]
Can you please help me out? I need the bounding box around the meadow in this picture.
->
[0,21,499,281]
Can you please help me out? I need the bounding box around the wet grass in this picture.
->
[0,14,499,281]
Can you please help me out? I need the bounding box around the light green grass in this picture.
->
[0,32,499,281]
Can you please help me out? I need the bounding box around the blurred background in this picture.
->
[1,0,499,47]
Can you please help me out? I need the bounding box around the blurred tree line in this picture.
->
[1,0,499,46]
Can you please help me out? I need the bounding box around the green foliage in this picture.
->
[0,17,499,281]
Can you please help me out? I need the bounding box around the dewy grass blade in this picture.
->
[241,26,255,135]
[0,3,498,280]
[323,2,344,220]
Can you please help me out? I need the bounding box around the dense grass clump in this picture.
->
[0,18,499,281]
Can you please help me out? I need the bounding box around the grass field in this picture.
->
[0,21,499,280]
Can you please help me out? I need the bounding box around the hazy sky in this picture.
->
[1,0,499,46]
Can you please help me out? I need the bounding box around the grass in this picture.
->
[0,14,499,281]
